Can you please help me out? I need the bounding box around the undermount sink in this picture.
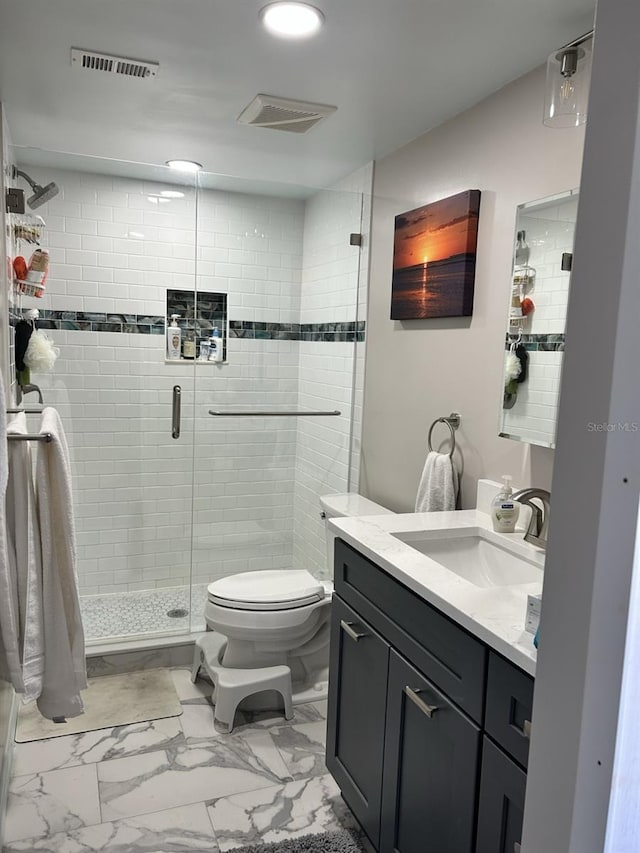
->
[392,531,542,588]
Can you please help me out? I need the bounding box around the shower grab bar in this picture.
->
[209,409,341,417]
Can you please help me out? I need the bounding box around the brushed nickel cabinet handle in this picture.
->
[404,686,439,718]
[523,719,532,740]
[514,843,521,853]
[340,620,368,642]
[172,385,181,439]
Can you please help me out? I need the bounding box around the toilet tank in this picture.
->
[319,493,394,577]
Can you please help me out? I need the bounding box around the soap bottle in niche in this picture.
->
[182,329,196,360]
[491,475,520,533]
[208,326,223,362]
[167,315,181,360]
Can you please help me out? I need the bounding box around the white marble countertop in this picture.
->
[329,509,544,677]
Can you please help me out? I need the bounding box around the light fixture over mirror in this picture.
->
[543,31,593,128]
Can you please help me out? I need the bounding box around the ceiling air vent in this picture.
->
[71,48,159,79]
[237,94,337,134]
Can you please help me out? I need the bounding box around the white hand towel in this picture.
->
[0,379,25,692]
[6,412,44,701]
[414,451,459,513]
[36,407,87,720]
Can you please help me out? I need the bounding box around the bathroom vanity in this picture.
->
[325,508,541,853]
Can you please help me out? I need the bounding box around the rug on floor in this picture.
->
[230,829,366,853]
[15,667,182,742]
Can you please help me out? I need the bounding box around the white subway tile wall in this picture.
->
[502,199,575,446]
[15,165,370,627]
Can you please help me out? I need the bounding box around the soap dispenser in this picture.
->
[167,315,181,360]
[491,475,520,533]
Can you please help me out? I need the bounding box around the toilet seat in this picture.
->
[207,569,326,612]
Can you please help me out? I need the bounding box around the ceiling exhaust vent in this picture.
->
[71,48,159,79]
[237,94,337,134]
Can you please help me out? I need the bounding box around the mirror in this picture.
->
[499,188,578,449]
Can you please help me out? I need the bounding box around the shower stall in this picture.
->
[8,150,371,646]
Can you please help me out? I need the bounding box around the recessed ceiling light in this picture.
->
[165,159,203,172]
[260,2,324,39]
[160,190,185,198]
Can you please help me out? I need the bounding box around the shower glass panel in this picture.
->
[11,149,199,643]
[9,149,370,645]
[188,174,368,631]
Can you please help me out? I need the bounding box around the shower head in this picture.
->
[14,168,59,210]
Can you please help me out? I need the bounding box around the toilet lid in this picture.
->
[207,570,326,611]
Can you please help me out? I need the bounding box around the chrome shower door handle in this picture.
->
[172,385,181,439]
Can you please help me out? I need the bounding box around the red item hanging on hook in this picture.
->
[520,297,535,316]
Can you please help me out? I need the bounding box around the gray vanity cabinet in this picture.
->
[327,538,535,853]
[326,595,390,848]
[380,651,480,853]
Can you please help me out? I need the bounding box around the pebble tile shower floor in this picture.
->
[3,669,355,852]
[80,584,210,642]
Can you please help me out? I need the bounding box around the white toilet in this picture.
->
[203,493,392,698]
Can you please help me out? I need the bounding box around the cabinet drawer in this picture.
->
[335,538,486,722]
[485,652,534,768]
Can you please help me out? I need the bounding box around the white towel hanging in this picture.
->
[415,451,459,512]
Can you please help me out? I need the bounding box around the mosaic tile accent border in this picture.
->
[14,310,366,342]
[505,333,565,352]
[229,320,365,342]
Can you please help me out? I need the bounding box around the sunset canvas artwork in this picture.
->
[391,190,481,319]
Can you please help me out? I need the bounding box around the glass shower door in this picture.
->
[189,175,369,631]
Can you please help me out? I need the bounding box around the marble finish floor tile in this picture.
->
[3,801,219,852]
[234,700,327,733]
[13,718,185,776]
[98,733,292,822]
[207,774,355,851]
[4,765,101,844]
[270,720,328,779]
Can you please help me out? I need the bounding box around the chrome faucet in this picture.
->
[512,488,551,549]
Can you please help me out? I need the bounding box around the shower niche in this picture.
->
[165,288,228,362]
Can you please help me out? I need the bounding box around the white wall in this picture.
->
[362,66,585,510]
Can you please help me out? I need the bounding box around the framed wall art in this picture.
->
[391,189,481,320]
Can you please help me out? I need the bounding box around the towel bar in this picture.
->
[427,412,461,458]
[7,433,52,443]
[210,409,341,417]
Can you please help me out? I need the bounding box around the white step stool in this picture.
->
[191,632,294,733]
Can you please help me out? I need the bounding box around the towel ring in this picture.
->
[427,412,461,459]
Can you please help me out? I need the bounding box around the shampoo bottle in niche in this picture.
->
[491,475,520,533]
[167,315,182,360]
[209,326,223,362]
